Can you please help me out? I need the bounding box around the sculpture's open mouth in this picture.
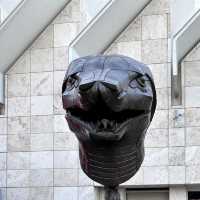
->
[66,108,147,132]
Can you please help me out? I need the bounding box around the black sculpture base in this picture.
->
[105,186,120,200]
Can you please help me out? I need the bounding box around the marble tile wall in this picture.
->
[1,0,200,199]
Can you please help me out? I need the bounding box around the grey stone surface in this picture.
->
[30,169,53,187]
[54,151,78,168]
[7,188,30,200]
[142,39,167,64]
[8,73,30,97]
[7,170,29,187]
[54,187,78,200]
[169,128,185,147]
[31,48,53,72]
[145,129,168,148]
[142,14,167,40]
[31,96,53,115]
[31,72,53,96]
[7,152,29,169]
[143,166,168,185]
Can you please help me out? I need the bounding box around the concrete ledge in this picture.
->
[69,0,152,62]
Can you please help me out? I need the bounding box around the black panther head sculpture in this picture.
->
[62,55,156,198]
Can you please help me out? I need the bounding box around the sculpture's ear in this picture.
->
[148,76,157,121]
[142,65,157,121]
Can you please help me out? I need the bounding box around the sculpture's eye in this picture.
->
[129,74,146,89]
[136,76,146,88]
[65,75,79,91]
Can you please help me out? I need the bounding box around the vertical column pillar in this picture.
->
[170,186,187,200]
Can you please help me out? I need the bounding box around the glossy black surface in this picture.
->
[62,55,157,186]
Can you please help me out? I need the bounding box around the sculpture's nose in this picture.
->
[79,80,121,96]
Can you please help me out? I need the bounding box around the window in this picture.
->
[189,192,200,200]
[126,189,169,200]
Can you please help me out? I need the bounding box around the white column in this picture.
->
[170,186,187,200]
[99,188,126,200]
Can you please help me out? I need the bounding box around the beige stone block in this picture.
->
[31,115,54,133]
[142,0,169,15]
[31,151,53,169]
[186,165,200,183]
[7,51,30,74]
[53,0,80,24]
[186,146,200,165]
[7,152,29,169]
[156,88,168,109]
[54,94,65,115]
[8,97,30,117]
[31,72,53,96]
[185,42,200,61]
[149,110,168,129]
[0,153,6,170]
[143,166,168,185]
[169,147,185,166]
[54,23,78,47]
[8,134,30,152]
[54,132,78,150]
[31,134,53,151]
[186,127,200,146]
[31,48,53,72]
[54,187,78,200]
[30,187,53,200]
[143,147,168,166]
[185,108,200,127]
[30,169,53,187]
[0,118,7,134]
[117,17,141,42]
[184,61,200,86]
[8,117,30,134]
[185,86,200,107]
[0,170,6,187]
[78,169,94,186]
[0,136,7,152]
[142,39,167,64]
[145,129,168,148]
[54,151,78,168]
[31,25,53,49]
[54,47,68,71]
[169,109,184,128]
[7,188,30,200]
[8,73,30,97]
[169,166,185,184]
[78,187,96,200]
[149,63,168,88]
[7,170,29,187]
[54,70,66,94]
[54,169,78,186]
[31,95,53,115]
[117,41,141,61]
[122,167,143,186]
[142,14,167,40]
[169,128,185,147]
[54,115,70,133]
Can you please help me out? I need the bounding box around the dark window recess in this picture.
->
[189,192,200,199]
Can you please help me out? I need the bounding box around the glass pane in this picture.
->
[127,191,169,200]
[189,192,200,200]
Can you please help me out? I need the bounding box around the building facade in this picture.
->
[0,0,200,199]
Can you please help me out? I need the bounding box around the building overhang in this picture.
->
[0,0,71,106]
[69,0,152,62]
